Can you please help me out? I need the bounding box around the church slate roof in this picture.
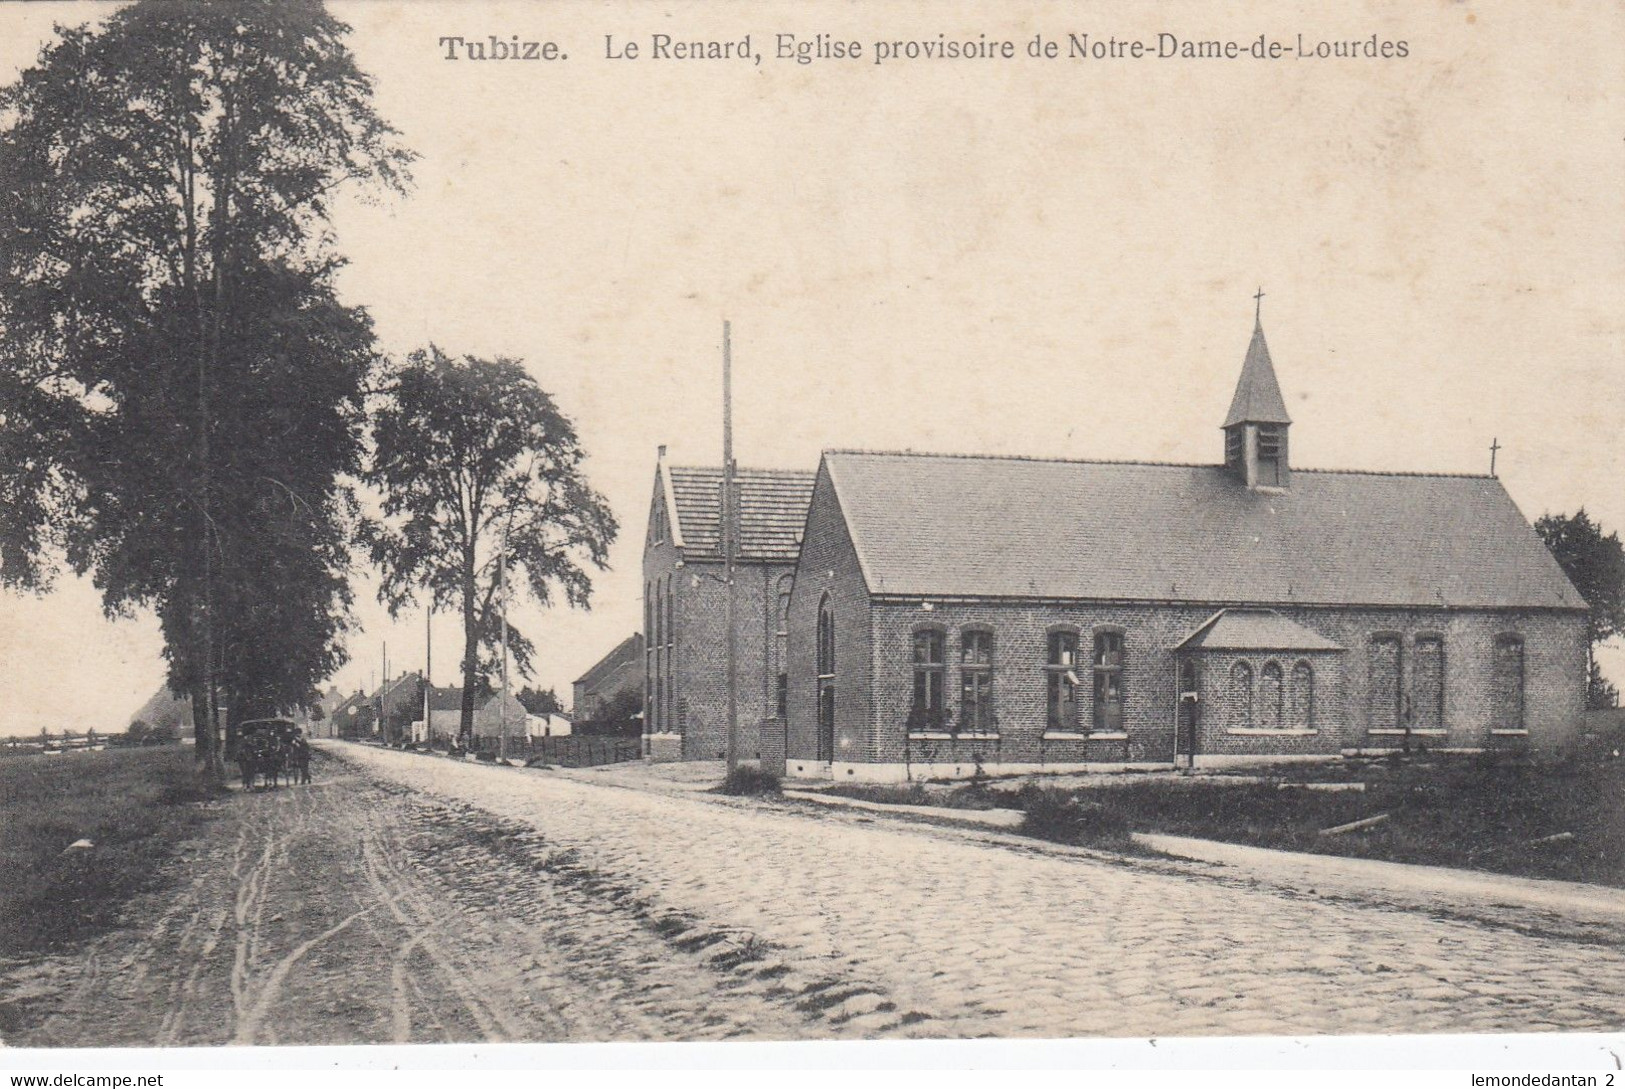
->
[1175,609,1346,652]
[1223,323,1292,427]
[820,451,1587,611]
[667,465,816,563]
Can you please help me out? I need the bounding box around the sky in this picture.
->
[0,1,1621,735]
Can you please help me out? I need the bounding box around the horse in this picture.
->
[237,731,288,790]
[262,735,289,789]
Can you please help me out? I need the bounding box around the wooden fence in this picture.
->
[472,734,642,768]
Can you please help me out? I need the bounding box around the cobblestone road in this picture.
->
[339,745,1625,1038]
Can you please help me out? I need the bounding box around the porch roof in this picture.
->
[1174,609,1345,652]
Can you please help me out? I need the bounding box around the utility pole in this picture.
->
[423,606,432,746]
[379,643,387,739]
[499,527,510,764]
[723,319,739,774]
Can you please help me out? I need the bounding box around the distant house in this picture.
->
[527,712,572,738]
[572,633,644,723]
[424,685,464,744]
[473,691,529,745]
[376,672,425,743]
[296,687,344,740]
[331,691,376,739]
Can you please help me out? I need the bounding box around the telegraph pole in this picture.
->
[723,320,739,774]
[423,606,432,746]
[499,528,510,763]
[379,643,387,739]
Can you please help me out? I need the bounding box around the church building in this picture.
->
[776,315,1588,780]
[642,447,815,761]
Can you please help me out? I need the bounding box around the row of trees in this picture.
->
[0,1,615,768]
[1535,511,1624,709]
[1,2,1618,769]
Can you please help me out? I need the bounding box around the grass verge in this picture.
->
[821,781,1000,811]
[0,746,225,955]
[1010,738,1625,886]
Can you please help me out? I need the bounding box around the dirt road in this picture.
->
[7,743,1625,1045]
[6,750,834,1045]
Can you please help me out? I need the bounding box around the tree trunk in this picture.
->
[190,681,210,763]
[459,557,478,748]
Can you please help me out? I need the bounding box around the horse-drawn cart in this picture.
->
[235,717,312,790]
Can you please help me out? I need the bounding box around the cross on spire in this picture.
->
[1253,286,1266,323]
[1490,436,1501,477]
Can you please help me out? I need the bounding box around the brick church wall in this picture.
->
[785,466,872,775]
[641,508,681,760]
[671,557,794,761]
[845,599,1585,777]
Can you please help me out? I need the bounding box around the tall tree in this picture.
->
[0,1,412,766]
[1535,509,1625,709]
[516,686,562,716]
[364,348,617,745]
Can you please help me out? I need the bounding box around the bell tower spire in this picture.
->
[1223,291,1292,489]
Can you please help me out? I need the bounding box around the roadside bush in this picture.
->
[1016,786,1132,849]
[716,765,781,796]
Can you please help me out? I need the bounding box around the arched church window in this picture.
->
[1228,661,1253,729]
[1260,661,1284,728]
[774,575,794,718]
[1290,660,1314,728]
[817,595,836,760]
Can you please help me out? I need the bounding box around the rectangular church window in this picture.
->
[1369,635,1402,729]
[960,630,994,733]
[1046,631,1079,729]
[1093,631,1124,733]
[1492,635,1524,731]
[1414,637,1445,731]
[911,629,945,727]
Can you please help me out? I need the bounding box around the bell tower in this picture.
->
[1223,289,1292,490]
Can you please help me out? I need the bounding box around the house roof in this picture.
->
[1175,609,1345,652]
[1223,322,1292,428]
[820,451,1586,611]
[666,465,815,563]
[573,633,644,690]
[426,685,463,713]
[331,692,373,719]
[374,672,422,701]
